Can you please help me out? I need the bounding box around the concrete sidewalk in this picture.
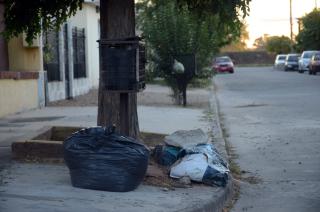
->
[0,94,231,211]
[0,105,210,145]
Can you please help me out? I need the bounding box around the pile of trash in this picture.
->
[153,129,229,187]
[63,126,149,192]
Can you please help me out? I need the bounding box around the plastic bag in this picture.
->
[153,145,186,166]
[63,126,149,192]
[170,144,229,187]
[186,144,228,170]
[170,154,208,182]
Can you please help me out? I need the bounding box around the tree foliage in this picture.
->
[265,35,293,54]
[2,0,84,43]
[2,0,250,44]
[253,34,269,50]
[137,0,248,105]
[176,0,250,20]
[296,9,320,51]
[221,22,249,51]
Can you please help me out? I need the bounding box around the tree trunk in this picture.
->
[182,86,187,107]
[0,2,9,71]
[98,0,139,137]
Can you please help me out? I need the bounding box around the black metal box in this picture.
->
[99,38,145,92]
[175,54,197,77]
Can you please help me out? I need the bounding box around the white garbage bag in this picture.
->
[170,144,229,187]
[170,153,208,182]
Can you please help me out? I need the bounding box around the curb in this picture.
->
[184,179,233,212]
[209,78,228,159]
[195,77,233,212]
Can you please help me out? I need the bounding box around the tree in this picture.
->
[253,34,269,50]
[2,0,251,137]
[138,0,243,106]
[265,36,293,54]
[296,9,320,51]
[3,0,84,44]
[221,22,249,52]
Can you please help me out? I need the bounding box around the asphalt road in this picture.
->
[215,67,320,212]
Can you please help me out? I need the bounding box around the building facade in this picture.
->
[0,1,100,118]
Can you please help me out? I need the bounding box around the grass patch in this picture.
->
[147,78,168,86]
[139,132,167,147]
[189,78,211,89]
[147,77,212,89]
[229,161,241,178]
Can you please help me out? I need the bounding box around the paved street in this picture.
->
[215,67,320,212]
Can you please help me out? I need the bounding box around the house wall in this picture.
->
[8,35,43,72]
[0,34,45,118]
[68,3,100,90]
[47,29,66,102]
[85,5,100,88]
[68,8,90,97]
[0,72,39,117]
[47,3,100,102]
[47,80,66,101]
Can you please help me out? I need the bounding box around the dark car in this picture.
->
[309,53,320,75]
[212,56,234,74]
[284,54,300,71]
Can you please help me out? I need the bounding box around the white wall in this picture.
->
[48,81,66,101]
[46,3,100,102]
[68,3,100,89]
[85,5,100,88]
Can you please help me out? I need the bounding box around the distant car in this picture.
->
[309,52,320,75]
[212,56,234,74]
[274,54,287,70]
[284,54,300,71]
[298,51,319,73]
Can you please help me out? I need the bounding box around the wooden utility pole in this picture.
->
[98,0,139,137]
[289,0,293,41]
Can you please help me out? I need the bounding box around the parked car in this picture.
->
[309,52,320,75]
[298,51,319,73]
[284,54,300,71]
[212,56,234,74]
[274,54,287,70]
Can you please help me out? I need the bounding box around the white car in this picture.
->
[298,51,319,73]
[274,54,287,70]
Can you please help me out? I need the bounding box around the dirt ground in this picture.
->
[48,84,210,108]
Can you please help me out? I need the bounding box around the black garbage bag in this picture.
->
[202,166,229,187]
[63,126,149,192]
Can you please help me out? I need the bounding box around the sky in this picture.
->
[245,0,318,47]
